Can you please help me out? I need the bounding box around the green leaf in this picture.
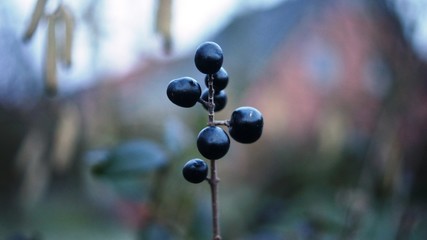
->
[90,140,168,178]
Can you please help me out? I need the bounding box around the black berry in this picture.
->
[182,159,208,184]
[201,89,227,112]
[197,126,230,160]
[228,107,263,144]
[167,77,201,108]
[194,42,223,74]
[204,67,229,92]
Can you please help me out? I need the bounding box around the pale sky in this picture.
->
[8,0,285,94]
[3,0,427,95]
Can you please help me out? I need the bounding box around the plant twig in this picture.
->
[198,98,209,108]
[213,120,229,127]
[207,161,221,240]
[206,74,222,240]
[207,74,215,126]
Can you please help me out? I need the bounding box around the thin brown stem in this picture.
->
[198,98,209,108]
[206,74,221,240]
[213,120,230,127]
[207,74,215,125]
[208,160,221,240]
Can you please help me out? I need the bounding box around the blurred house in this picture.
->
[231,0,427,238]
[238,0,427,196]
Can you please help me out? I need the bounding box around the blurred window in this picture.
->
[304,37,341,92]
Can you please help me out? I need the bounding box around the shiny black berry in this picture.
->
[197,126,230,160]
[204,67,229,92]
[167,77,201,108]
[201,89,227,112]
[228,107,263,144]
[194,42,223,74]
[182,159,208,184]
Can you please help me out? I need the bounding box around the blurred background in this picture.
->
[1,0,427,239]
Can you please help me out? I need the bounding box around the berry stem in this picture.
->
[207,74,215,125]
[208,160,221,240]
[206,73,222,240]
[213,120,230,127]
[198,98,209,108]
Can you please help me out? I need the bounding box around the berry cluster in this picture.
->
[166,41,263,239]
[167,41,263,183]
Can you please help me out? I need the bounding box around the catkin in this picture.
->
[44,15,58,96]
[59,5,74,68]
[156,0,173,53]
[23,0,48,42]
